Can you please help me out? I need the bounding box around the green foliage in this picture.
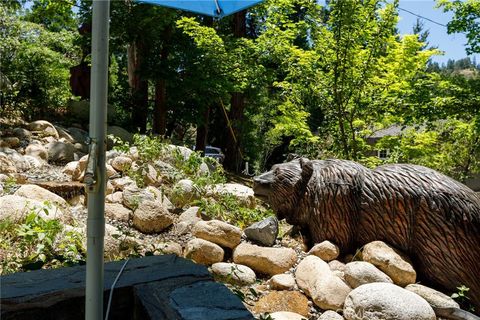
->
[2,176,18,194]
[0,5,79,119]
[0,203,85,275]
[438,0,480,54]
[451,285,475,312]
[194,194,272,229]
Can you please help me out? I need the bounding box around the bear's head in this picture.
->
[253,158,313,224]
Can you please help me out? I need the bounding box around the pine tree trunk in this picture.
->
[153,79,167,135]
[127,39,148,133]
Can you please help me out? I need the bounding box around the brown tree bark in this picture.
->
[195,107,210,154]
[127,39,148,133]
[223,10,247,172]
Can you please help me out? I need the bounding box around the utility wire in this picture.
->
[397,6,468,36]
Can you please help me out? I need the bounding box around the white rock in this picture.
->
[132,200,174,233]
[122,185,155,210]
[208,183,256,208]
[343,283,436,320]
[308,241,340,262]
[295,255,351,310]
[233,243,297,276]
[110,176,135,191]
[344,261,393,289]
[145,186,173,210]
[268,274,296,290]
[269,311,307,320]
[362,241,416,287]
[171,179,198,207]
[142,164,158,186]
[405,284,460,309]
[318,311,344,320]
[25,144,48,161]
[0,195,68,222]
[14,184,68,209]
[184,238,224,265]
[211,262,256,285]
[192,220,242,249]
[153,242,183,256]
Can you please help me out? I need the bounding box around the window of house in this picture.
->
[378,149,390,160]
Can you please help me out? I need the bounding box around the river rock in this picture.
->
[110,176,135,191]
[14,184,68,209]
[244,216,279,247]
[344,261,393,289]
[122,185,155,210]
[132,200,174,233]
[145,186,173,210]
[208,183,256,208]
[171,179,198,207]
[252,291,310,317]
[27,120,59,139]
[268,274,296,291]
[105,191,123,204]
[111,156,132,172]
[184,238,224,265]
[105,203,131,222]
[192,220,242,249]
[343,283,436,320]
[269,312,307,320]
[152,242,183,256]
[405,284,460,309]
[0,153,16,174]
[210,262,256,285]
[233,243,297,276]
[308,241,340,262]
[362,241,416,287]
[295,255,351,310]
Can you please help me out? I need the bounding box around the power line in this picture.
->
[397,6,449,29]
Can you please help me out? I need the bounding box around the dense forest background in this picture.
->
[1,0,479,181]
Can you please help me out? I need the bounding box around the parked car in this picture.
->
[204,146,225,163]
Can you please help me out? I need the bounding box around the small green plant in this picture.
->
[451,285,475,312]
[2,176,17,194]
[0,203,86,274]
[194,194,272,229]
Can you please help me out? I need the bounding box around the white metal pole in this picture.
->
[86,1,110,319]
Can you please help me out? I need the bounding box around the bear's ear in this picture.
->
[299,158,313,182]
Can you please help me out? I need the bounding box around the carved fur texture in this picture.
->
[253,158,480,311]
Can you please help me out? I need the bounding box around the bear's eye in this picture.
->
[274,167,280,175]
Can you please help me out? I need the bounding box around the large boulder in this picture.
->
[45,141,76,164]
[343,283,436,320]
[170,179,199,207]
[107,126,133,148]
[0,195,68,222]
[362,241,416,287]
[122,185,155,210]
[67,100,116,123]
[105,203,131,222]
[233,243,297,276]
[27,120,59,139]
[12,127,32,140]
[14,184,68,209]
[343,261,393,289]
[192,220,242,249]
[208,183,256,208]
[1,148,31,172]
[295,255,351,310]
[184,238,224,265]
[132,200,174,233]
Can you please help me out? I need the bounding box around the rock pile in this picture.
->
[0,119,474,320]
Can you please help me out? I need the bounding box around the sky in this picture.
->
[392,0,478,64]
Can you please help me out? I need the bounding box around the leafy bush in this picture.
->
[0,203,85,275]
[194,194,272,229]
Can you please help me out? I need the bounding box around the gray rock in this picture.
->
[12,127,32,140]
[244,216,278,247]
[45,141,75,164]
[343,283,436,320]
[405,284,460,309]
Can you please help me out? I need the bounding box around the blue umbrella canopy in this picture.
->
[139,0,264,18]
